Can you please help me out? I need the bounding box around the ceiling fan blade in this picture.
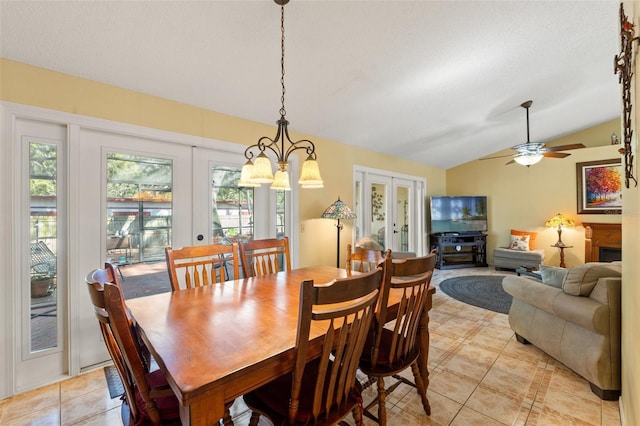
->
[544,143,586,152]
[543,152,571,158]
[479,153,515,160]
[505,159,515,165]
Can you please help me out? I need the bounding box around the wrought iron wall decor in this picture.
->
[614,3,638,188]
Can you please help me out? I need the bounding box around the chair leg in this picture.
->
[221,404,234,426]
[410,361,431,416]
[248,411,260,426]
[351,403,364,426]
[377,377,387,426]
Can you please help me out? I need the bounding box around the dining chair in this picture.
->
[346,243,385,273]
[86,264,184,425]
[238,237,291,277]
[86,265,141,424]
[165,242,240,291]
[358,253,436,425]
[243,256,393,426]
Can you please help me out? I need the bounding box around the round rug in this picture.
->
[438,275,512,314]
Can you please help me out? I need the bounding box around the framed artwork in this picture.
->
[576,159,622,214]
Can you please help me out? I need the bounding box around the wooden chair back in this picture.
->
[244,256,391,425]
[104,281,178,424]
[346,243,385,273]
[85,264,138,422]
[239,237,291,278]
[373,253,436,367]
[359,252,436,424]
[165,242,240,291]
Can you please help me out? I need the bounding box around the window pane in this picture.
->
[211,166,254,243]
[106,153,173,263]
[30,142,58,352]
[276,190,285,238]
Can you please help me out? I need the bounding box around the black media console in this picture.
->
[430,233,488,270]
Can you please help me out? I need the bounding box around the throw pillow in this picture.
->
[509,234,530,251]
[539,264,568,288]
[511,229,537,250]
[562,262,622,296]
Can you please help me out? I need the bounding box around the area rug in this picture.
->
[438,275,512,314]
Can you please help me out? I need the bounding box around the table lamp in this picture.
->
[321,197,357,267]
[545,213,576,247]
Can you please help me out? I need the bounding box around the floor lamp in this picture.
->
[321,197,357,268]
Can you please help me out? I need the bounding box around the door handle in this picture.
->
[197,234,204,241]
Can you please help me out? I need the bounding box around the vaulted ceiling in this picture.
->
[0,0,620,169]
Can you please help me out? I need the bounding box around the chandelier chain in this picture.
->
[279,4,286,118]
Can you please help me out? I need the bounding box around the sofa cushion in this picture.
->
[502,275,562,315]
[511,229,537,250]
[509,234,530,251]
[540,265,568,288]
[562,262,622,296]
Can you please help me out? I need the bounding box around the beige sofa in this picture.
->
[502,262,622,400]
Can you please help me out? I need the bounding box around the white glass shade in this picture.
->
[514,153,543,166]
[270,169,291,191]
[251,152,275,183]
[298,156,324,188]
[238,160,260,187]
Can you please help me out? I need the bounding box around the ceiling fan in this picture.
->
[482,100,586,166]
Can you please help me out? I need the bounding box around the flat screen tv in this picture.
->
[429,196,488,234]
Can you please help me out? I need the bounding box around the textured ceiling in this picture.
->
[0,0,621,169]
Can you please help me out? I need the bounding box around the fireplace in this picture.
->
[599,247,622,262]
[584,223,622,263]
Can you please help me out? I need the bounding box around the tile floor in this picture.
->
[0,267,621,425]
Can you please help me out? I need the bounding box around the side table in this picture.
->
[551,244,573,268]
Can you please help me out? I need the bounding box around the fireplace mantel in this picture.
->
[584,223,622,263]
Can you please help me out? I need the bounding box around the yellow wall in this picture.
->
[622,3,640,424]
[447,125,621,268]
[0,58,446,268]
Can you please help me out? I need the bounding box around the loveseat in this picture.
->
[502,262,622,400]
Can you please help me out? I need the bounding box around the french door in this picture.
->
[354,168,426,255]
[13,118,68,392]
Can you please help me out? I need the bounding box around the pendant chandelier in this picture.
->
[238,0,323,190]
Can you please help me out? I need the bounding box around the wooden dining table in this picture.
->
[126,265,435,426]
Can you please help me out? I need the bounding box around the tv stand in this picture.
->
[430,233,488,270]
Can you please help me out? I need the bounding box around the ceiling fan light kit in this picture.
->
[481,100,586,166]
[514,153,543,166]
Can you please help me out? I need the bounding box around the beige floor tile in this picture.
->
[429,369,479,405]
[492,350,545,382]
[602,400,621,425]
[536,385,602,425]
[75,406,123,426]
[397,389,462,426]
[465,382,528,425]
[0,383,59,424]
[61,386,121,425]
[450,406,508,425]
[546,360,601,403]
[59,369,107,403]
